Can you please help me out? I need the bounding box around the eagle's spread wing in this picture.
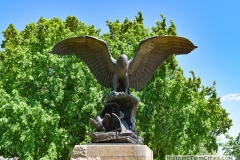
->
[128,36,197,90]
[50,36,116,88]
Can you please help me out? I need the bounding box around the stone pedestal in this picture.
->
[70,144,153,160]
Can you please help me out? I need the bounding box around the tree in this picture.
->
[0,16,102,160]
[221,133,240,159]
[0,12,232,159]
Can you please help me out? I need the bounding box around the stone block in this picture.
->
[70,144,153,160]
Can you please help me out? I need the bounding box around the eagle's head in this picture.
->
[117,54,128,69]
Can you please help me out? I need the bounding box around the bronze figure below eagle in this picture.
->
[50,36,197,94]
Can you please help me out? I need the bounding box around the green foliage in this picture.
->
[0,12,232,159]
[137,57,231,159]
[0,87,67,159]
[0,16,102,159]
[221,133,240,159]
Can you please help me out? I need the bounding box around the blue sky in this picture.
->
[0,0,239,143]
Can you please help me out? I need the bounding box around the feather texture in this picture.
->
[128,36,197,90]
[50,35,197,91]
[50,36,116,88]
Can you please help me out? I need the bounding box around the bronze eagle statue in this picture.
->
[50,36,197,94]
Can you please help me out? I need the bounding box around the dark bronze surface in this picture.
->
[50,35,196,144]
[50,36,197,93]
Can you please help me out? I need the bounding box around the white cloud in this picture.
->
[221,93,240,101]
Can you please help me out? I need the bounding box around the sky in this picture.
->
[0,0,239,145]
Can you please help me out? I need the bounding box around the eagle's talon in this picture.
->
[112,91,117,97]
